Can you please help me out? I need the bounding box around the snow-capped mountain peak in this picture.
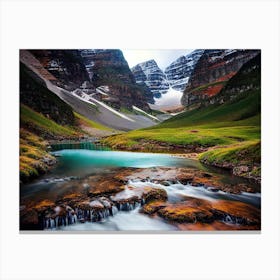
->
[131,49,204,104]
[131,59,169,99]
[164,49,204,91]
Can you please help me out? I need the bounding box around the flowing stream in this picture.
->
[20,146,260,231]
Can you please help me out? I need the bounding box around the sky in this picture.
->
[122,49,194,70]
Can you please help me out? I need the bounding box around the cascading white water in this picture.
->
[44,179,260,230]
[58,206,177,231]
[127,179,261,207]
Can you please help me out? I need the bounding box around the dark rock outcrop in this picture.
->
[20,62,75,125]
[207,53,261,106]
[30,49,90,90]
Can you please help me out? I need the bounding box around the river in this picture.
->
[20,146,261,231]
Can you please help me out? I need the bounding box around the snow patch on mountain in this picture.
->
[131,50,204,109]
[72,89,135,122]
[132,106,160,121]
[164,49,204,91]
[131,60,169,98]
[153,88,183,108]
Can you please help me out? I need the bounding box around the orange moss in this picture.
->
[33,199,55,210]
[142,201,167,215]
[212,200,260,224]
[158,197,214,223]
[63,193,83,200]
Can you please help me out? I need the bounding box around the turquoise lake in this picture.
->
[49,149,202,177]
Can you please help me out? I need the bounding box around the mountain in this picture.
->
[157,53,261,128]
[164,50,204,91]
[181,49,260,108]
[80,49,152,110]
[131,50,204,105]
[20,50,158,132]
[30,50,89,91]
[131,60,169,99]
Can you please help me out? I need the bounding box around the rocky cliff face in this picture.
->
[131,60,169,99]
[164,50,204,91]
[81,49,151,110]
[206,53,261,106]
[20,62,75,125]
[181,49,260,107]
[30,50,89,91]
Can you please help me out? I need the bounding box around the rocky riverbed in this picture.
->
[20,167,261,231]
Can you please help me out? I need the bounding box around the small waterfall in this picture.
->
[50,219,55,228]
[111,206,118,215]
[43,198,145,230]
[222,214,246,225]
[225,215,233,223]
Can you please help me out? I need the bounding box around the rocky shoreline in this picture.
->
[20,167,261,231]
[199,158,261,185]
[105,138,210,154]
[102,138,261,184]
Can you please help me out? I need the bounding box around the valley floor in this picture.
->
[102,122,261,183]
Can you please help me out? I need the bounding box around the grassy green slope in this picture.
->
[74,112,114,131]
[20,105,80,182]
[20,128,55,182]
[20,104,80,138]
[154,90,260,129]
[104,90,260,148]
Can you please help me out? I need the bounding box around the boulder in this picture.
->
[211,200,260,225]
[157,197,214,223]
[143,188,168,204]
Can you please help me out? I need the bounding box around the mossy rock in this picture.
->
[143,188,167,204]
[142,201,167,215]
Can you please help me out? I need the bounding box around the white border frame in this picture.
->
[1,0,280,279]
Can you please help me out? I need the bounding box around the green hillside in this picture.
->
[155,90,260,129]
[103,93,260,149]
[20,104,80,138]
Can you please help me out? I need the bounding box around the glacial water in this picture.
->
[49,149,202,177]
